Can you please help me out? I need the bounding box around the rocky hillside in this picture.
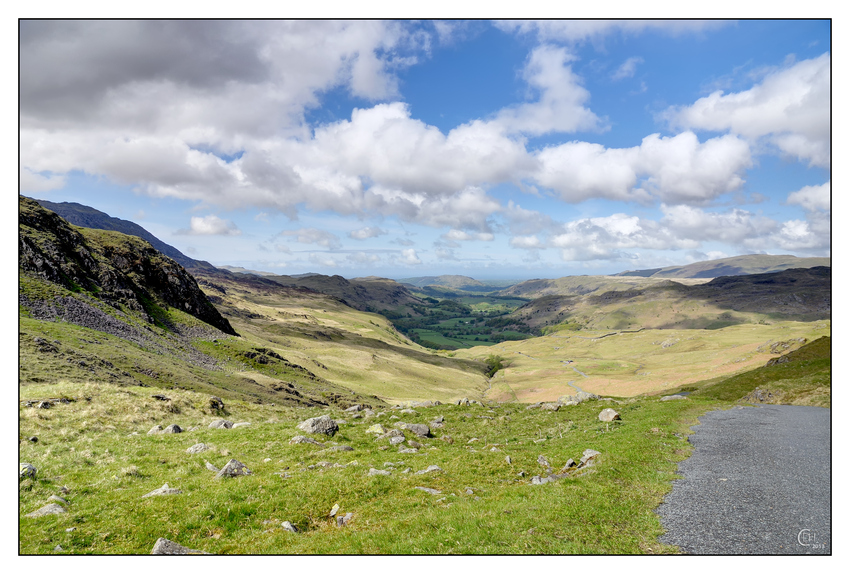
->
[19,196,236,336]
[614,254,830,279]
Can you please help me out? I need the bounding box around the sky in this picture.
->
[18,19,831,280]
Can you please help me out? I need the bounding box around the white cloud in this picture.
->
[611,57,643,80]
[278,228,342,249]
[19,168,66,193]
[349,226,387,240]
[495,20,728,44]
[535,132,751,204]
[398,248,422,265]
[663,53,830,167]
[787,181,830,212]
[442,230,495,242]
[347,252,382,265]
[660,204,777,245]
[510,235,545,249]
[308,253,339,268]
[494,45,605,135]
[178,214,241,236]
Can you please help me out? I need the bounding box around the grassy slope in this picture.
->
[19,380,717,555]
[455,321,831,402]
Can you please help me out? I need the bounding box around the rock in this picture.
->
[598,408,620,422]
[345,404,364,413]
[576,391,599,402]
[289,435,322,445]
[162,424,182,434]
[580,449,600,466]
[407,440,424,449]
[297,415,339,436]
[439,435,454,445]
[209,396,225,411]
[54,545,63,552]
[505,456,512,465]
[660,394,687,401]
[205,461,220,472]
[147,425,163,435]
[400,408,418,415]
[389,436,405,445]
[337,512,353,527]
[281,521,298,532]
[560,459,577,472]
[142,483,182,498]
[541,402,560,411]
[415,486,442,495]
[232,422,251,428]
[214,459,252,479]
[151,394,171,401]
[208,419,233,429]
[186,443,209,454]
[25,503,66,518]
[398,447,418,454]
[19,463,37,479]
[403,423,432,437]
[28,436,38,443]
[329,503,340,517]
[415,465,443,475]
[531,475,555,485]
[48,495,68,505]
[537,455,550,468]
[365,423,387,435]
[368,468,391,476]
[150,538,209,555]
[325,445,354,452]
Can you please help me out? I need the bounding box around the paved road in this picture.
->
[656,404,831,554]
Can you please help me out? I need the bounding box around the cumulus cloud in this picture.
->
[611,56,643,80]
[663,53,830,167]
[178,214,241,236]
[660,204,778,245]
[349,226,387,240]
[398,248,422,265]
[347,252,382,265]
[534,132,752,204]
[442,230,495,242]
[495,20,728,44]
[494,45,605,135]
[278,228,342,249]
[510,235,545,249]
[787,181,830,212]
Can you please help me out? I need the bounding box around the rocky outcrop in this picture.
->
[297,415,339,436]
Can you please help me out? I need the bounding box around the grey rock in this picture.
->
[365,423,387,434]
[19,463,37,479]
[232,422,251,428]
[407,439,424,449]
[398,447,418,454]
[208,419,233,429]
[537,454,550,468]
[28,436,38,443]
[162,424,182,434]
[214,459,252,479]
[389,436,405,445]
[526,402,543,410]
[415,465,443,475]
[297,415,339,436]
[324,445,354,452]
[209,396,225,411]
[415,486,442,495]
[147,425,163,435]
[400,408,418,414]
[54,545,63,552]
[403,423,432,438]
[505,456,512,465]
[186,443,209,454]
[560,458,577,472]
[337,512,353,527]
[281,521,298,532]
[48,495,68,505]
[660,394,687,401]
[289,435,323,445]
[531,475,555,485]
[142,483,182,498]
[368,468,392,476]
[345,404,364,413]
[580,449,601,466]
[205,461,220,472]
[456,398,470,406]
[37,401,51,409]
[576,391,600,402]
[150,538,209,555]
[329,503,340,517]
[541,402,560,411]
[25,503,66,518]
[598,408,620,422]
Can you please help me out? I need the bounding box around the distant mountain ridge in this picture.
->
[30,197,216,271]
[614,254,830,279]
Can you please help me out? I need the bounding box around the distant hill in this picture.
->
[217,265,278,276]
[29,197,217,272]
[399,275,486,289]
[614,254,830,279]
[264,273,422,315]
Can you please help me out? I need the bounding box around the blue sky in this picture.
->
[18,19,831,280]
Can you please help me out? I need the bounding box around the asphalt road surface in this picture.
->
[656,404,831,554]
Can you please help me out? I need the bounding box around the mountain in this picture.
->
[614,254,831,279]
[217,265,278,276]
[30,197,217,271]
[399,275,486,289]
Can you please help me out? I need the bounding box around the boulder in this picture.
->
[365,424,387,435]
[541,402,560,411]
[141,483,182,498]
[297,415,339,436]
[455,398,470,406]
[205,461,220,472]
[208,419,233,429]
[576,391,600,402]
[147,425,163,435]
[660,394,687,401]
[289,435,322,445]
[324,445,354,452]
[162,424,182,434]
[415,465,443,475]
[281,521,298,532]
[186,443,209,454]
[537,455,551,468]
[368,468,392,476]
[25,503,66,518]
[209,396,225,411]
[389,436,405,445]
[345,404,364,413]
[415,486,442,495]
[580,449,601,466]
[403,423,432,438]
[150,538,209,555]
[232,422,251,428]
[398,447,418,454]
[531,475,555,485]
[598,408,620,422]
[336,512,353,527]
[19,463,37,479]
[214,459,252,479]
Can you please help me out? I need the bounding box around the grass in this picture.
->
[20,379,725,554]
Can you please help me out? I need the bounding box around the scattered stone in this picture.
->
[368,468,392,476]
[456,398,471,406]
[400,408,418,415]
[465,488,474,495]
[151,394,171,401]
[415,465,442,475]
[289,435,323,445]
[526,402,542,410]
[579,449,600,466]
[37,401,51,409]
[232,422,251,428]
[598,408,620,422]
[150,538,209,555]
[660,394,687,401]
[439,435,454,444]
[387,435,404,445]
[329,503,340,517]
[54,545,63,552]
[205,461,220,472]
[208,419,233,429]
[337,512,353,527]
[324,445,354,452]
[264,458,272,462]
[467,438,479,444]
[28,436,38,443]
[19,463,37,479]
[345,404,364,413]
[408,440,424,449]
[209,396,225,411]
[560,459,577,472]
[537,455,550,468]
[186,443,209,454]
[48,495,68,505]
[162,424,182,434]
[281,521,298,532]
[142,483,182,498]
[531,475,555,485]
[505,456,512,465]
[402,423,432,438]
[25,503,66,518]
[541,402,560,411]
[490,447,499,452]
[431,415,445,424]
[297,415,339,436]
[214,459,252,479]
[147,425,163,435]
[66,527,76,532]
[378,445,390,451]
[415,486,442,495]
[398,447,418,454]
